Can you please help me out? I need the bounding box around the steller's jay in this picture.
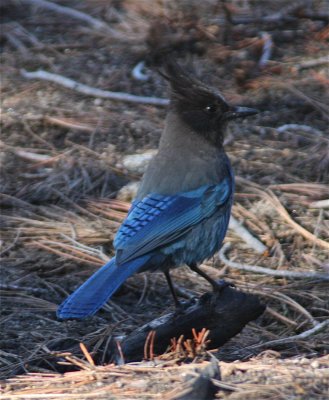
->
[57,60,258,319]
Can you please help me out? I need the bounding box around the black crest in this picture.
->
[160,59,228,108]
[158,59,230,144]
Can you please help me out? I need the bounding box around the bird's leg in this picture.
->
[164,270,181,308]
[188,263,231,292]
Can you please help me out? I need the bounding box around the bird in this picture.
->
[57,60,258,319]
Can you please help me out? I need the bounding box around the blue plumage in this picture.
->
[57,177,233,318]
[57,255,150,319]
[57,59,257,319]
[115,178,232,266]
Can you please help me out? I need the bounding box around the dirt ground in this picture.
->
[1,0,329,399]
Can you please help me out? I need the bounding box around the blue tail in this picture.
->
[57,255,150,319]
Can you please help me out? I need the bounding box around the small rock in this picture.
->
[117,181,140,201]
[120,150,157,174]
[94,98,102,106]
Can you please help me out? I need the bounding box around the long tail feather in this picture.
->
[57,255,149,319]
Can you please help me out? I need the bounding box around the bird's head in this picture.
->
[160,60,258,146]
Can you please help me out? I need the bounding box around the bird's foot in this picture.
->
[172,298,196,317]
[211,279,235,293]
[188,264,234,294]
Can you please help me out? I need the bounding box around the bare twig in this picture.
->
[246,319,329,349]
[285,85,329,118]
[29,241,103,266]
[3,32,28,54]
[21,69,169,106]
[219,243,329,281]
[263,190,329,251]
[79,343,95,367]
[258,32,273,68]
[295,56,329,70]
[213,0,313,25]
[268,183,329,196]
[2,21,43,50]
[132,61,150,81]
[60,234,110,262]
[0,284,47,294]
[309,199,329,209]
[228,217,267,254]
[276,124,324,136]
[13,150,52,162]
[237,285,319,327]
[265,291,318,327]
[44,116,95,133]
[20,0,111,32]
[265,306,298,327]
[0,229,21,256]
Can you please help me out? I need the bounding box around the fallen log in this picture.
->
[111,282,266,363]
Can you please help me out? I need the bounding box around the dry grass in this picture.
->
[1,0,329,398]
[2,354,328,399]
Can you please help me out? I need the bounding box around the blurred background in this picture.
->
[1,1,329,398]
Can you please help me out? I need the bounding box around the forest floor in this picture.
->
[1,0,329,399]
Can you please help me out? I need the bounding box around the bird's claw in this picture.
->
[213,279,235,293]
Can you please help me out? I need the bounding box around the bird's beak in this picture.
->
[223,106,259,121]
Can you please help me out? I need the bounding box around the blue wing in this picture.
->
[114,177,232,265]
[57,177,232,319]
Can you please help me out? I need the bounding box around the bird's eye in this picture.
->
[204,104,217,114]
